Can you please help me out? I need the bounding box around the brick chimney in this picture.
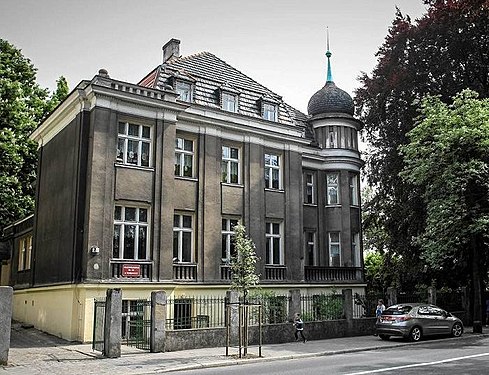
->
[162,38,180,63]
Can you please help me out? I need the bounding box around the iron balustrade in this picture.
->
[264,265,287,280]
[173,263,197,280]
[110,260,152,279]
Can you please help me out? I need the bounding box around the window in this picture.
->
[117,122,151,167]
[305,231,316,266]
[222,92,237,112]
[326,126,338,148]
[175,137,194,177]
[304,172,315,204]
[352,232,361,267]
[266,222,283,265]
[221,146,240,184]
[18,234,32,271]
[329,232,341,266]
[262,103,277,121]
[265,153,281,189]
[327,173,339,205]
[175,81,192,102]
[222,218,239,263]
[349,174,359,206]
[113,206,149,260]
[173,214,193,262]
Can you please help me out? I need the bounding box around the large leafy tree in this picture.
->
[400,90,489,330]
[0,39,68,232]
[355,0,489,291]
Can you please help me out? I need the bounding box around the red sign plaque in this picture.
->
[122,264,141,277]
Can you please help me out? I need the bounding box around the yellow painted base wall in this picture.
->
[12,283,366,343]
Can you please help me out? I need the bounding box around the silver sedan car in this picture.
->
[375,303,464,341]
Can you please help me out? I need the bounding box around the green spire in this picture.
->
[326,27,333,83]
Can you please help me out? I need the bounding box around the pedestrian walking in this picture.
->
[293,313,306,343]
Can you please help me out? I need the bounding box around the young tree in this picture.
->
[230,223,260,302]
[400,90,489,331]
[355,0,489,291]
[0,39,68,232]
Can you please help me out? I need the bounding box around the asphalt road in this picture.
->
[175,335,489,375]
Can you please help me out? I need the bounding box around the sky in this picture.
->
[0,0,429,114]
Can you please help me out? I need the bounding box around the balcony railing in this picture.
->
[173,263,197,281]
[110,260,152,280]
[220,265,232,281]
[265,265,287,281]
[305,266,364,283]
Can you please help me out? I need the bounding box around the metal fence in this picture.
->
[301,294,344,321]
[245,295,289,325]
[353,293,386,318]
[165,296,227,330]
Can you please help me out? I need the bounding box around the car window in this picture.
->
[418,306,430,315]
[383,305,412,315]
[428,307,444,316]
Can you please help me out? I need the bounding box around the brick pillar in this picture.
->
[104,288,122,358]
[427,287,436,305]
[288,289,301,322]
[387,287,397,307]
[151,291,166,353]
[0,287,12,365]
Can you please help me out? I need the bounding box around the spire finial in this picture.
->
[326,27,333,83]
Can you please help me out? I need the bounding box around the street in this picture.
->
[175,335,489,375]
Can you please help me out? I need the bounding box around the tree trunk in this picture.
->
[472,235,482,333]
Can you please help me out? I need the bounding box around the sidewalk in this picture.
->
[2,323,488,375]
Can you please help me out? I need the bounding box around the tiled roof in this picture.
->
[139,52,313,139]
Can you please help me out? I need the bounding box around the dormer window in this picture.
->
[262,102,277,121]
[221,92,237,112]
[175,81,192,102]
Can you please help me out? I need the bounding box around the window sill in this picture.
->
[221,182,244,188]
[325,204,342,208]
[115,163,154,172]
[264,188,284,193]
[175,176,198,182]
[303,203,318,207]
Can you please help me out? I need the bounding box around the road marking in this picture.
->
[346,352,489,374]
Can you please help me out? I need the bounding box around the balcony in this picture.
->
[220,265,232,281]
[110,260,152,280]
[265,265,287,281]
[305,266,364,283]
[173,263,197,281]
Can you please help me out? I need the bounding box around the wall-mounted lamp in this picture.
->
[90,245,100,255]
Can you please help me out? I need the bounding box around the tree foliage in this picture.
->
[230,223,260,302]
[0,39,68,232]
[355,0,489,290]
[400,90,489,284]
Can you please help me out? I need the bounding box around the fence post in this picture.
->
[288,289,301,322]
[387,287,397,307]
[151,291,166,353]
[104,288,122,358]
[427,287,436,305]
[0,286,13,365]
[226,290,239,346]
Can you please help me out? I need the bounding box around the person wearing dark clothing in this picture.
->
[293,313,306,343]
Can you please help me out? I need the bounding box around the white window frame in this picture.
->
[221,146,240,184]
[222,92,237,112]
[304,172,315,204]
[266,222,283,265]
[349,174,359,206]
[173,213,193,263]
[326,172,340,205]
[117,122,152,167]
[327,126,338,148]
[18,234,32,271]
[113,205,149,260]
[329,232,341,266]
[221,218,239,263]
[175,81,192,102]
[262,102,277,121]
[265,153,281,189]
[175,137,194,178]
[305,231,317,266]
[352,232,361,267]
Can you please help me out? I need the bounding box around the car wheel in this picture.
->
[409,326,422,342]
[379,334,390,341]
[451,322,463,337]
